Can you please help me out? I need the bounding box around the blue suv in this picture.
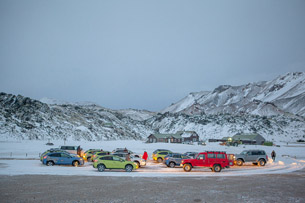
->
[42,152,84,167]
[164,153,189,168]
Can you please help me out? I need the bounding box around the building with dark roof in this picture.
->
[147,131,199,143]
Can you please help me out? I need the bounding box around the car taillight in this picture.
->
[267,155,269,160]
[94,160,98,162]
[43,156,47,159]
[93,155,96,158]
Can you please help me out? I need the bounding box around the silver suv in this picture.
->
[234,150,268,166]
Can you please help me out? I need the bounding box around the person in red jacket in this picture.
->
[142,151,148,162]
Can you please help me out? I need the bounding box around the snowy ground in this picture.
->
[0,139,305,177]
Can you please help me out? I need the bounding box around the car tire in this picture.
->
[213,164,222,172]
[87,157,92,162]
[236,159,244,166]
[183,163,192,172]
[46,161,54,166]
[258,159,266,166]
[72,161,79,167]
[169,162,175,168]
[125,164,133,172]
[97,164,105,172]
[134,161,140,168]
[157,157,163,163]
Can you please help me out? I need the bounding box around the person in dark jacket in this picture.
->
[271,150,276,161]
[77,146,81,156]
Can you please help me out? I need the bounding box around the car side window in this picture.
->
[207,154,216,158]
[61,153,70,158]
[50,153,61,157]
[173,154,180,158]
[160,152,168,155]
[113,156,121,161]
[197,154,206,160]
[247,151,252,155]
[216,154,225,159]
[258,151,265,155]
[101,156,113,160]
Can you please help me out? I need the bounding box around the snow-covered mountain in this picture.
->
[0,72,304,142]
[162,72,305,116]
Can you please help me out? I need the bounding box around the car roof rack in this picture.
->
[205,151,227,153]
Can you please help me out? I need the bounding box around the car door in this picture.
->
[171,154,179,164]
[207,153,216,166]
[59,153,72,165]
[49,153,61,164]
[247,151,256,162]
[112,156,124,169]
[102,156,114,168]
[194,154,207,166]
[216,153,226,167]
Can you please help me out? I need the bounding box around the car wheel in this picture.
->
[236,159,243,166]
[97,164,105,172]
[87,157,92,162]
[157,157,163,163]
[46,161,54,166]
[183,164,192,172]
[72,161,79,167]
[213,164,222,172]
[125,164,133,172]
[169,162,175,168]
[258,159,266,166]
[134,161,140,168]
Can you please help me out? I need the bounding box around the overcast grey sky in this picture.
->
[1,0,305,111]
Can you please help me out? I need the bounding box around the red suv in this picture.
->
[181,151,233,172]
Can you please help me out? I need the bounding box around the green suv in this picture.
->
[93,155,138,172]
[84,149,101,162]
[152,150,172,163]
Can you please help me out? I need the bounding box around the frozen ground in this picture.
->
[0,139,305,177]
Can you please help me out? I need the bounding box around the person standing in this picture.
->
[271,150,276,161]
[126,153,131,161]
[77,145,81,156]
[142,151,148,162]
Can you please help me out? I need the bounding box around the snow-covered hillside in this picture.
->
[0,72,304,142]
[162,72,305,116]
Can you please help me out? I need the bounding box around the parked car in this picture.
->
[112,152,146,168]
[164,153,189,168]
[152,149,170,157]
[40,148,70,162]
[153,150,172,163]
[112,148,133,154]
[234,150,268,166]
[93,155,138,172]
[42,152,84,167]
[181,151,233,172]
[84,149,102,162]
[92,151,111,162]
[183,152,198,158]
[60,146,84,156]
